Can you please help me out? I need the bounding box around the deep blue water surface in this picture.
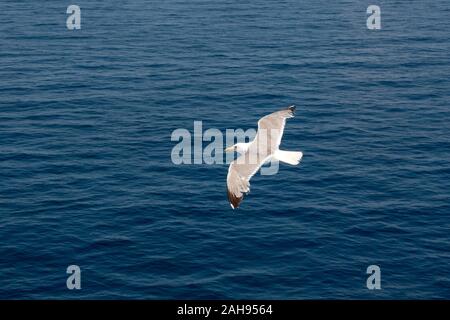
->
[1,1,450,299]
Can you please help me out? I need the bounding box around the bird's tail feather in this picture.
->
[274,150,303,165]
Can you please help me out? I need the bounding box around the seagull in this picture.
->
[224,105,303,209]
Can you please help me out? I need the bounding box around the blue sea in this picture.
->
[1,0,450,299]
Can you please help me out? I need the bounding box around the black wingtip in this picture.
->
[227,189,243,209]
[288,105,296,112]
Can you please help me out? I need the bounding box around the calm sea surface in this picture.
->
[1,1,450,299]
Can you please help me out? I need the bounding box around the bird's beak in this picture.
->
[224,146,234,153]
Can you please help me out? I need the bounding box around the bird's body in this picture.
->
[226,106,303,209]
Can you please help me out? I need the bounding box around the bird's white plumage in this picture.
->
[226,105,302,209]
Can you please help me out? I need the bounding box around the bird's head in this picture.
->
[224,143,249,154]
[224,145,236,153]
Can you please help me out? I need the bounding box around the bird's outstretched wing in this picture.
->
[256,105,295,154]
[227,152,271,209]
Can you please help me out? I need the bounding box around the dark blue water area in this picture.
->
[1,1,450,299]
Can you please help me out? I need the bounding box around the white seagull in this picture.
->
[225,105,303,209]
